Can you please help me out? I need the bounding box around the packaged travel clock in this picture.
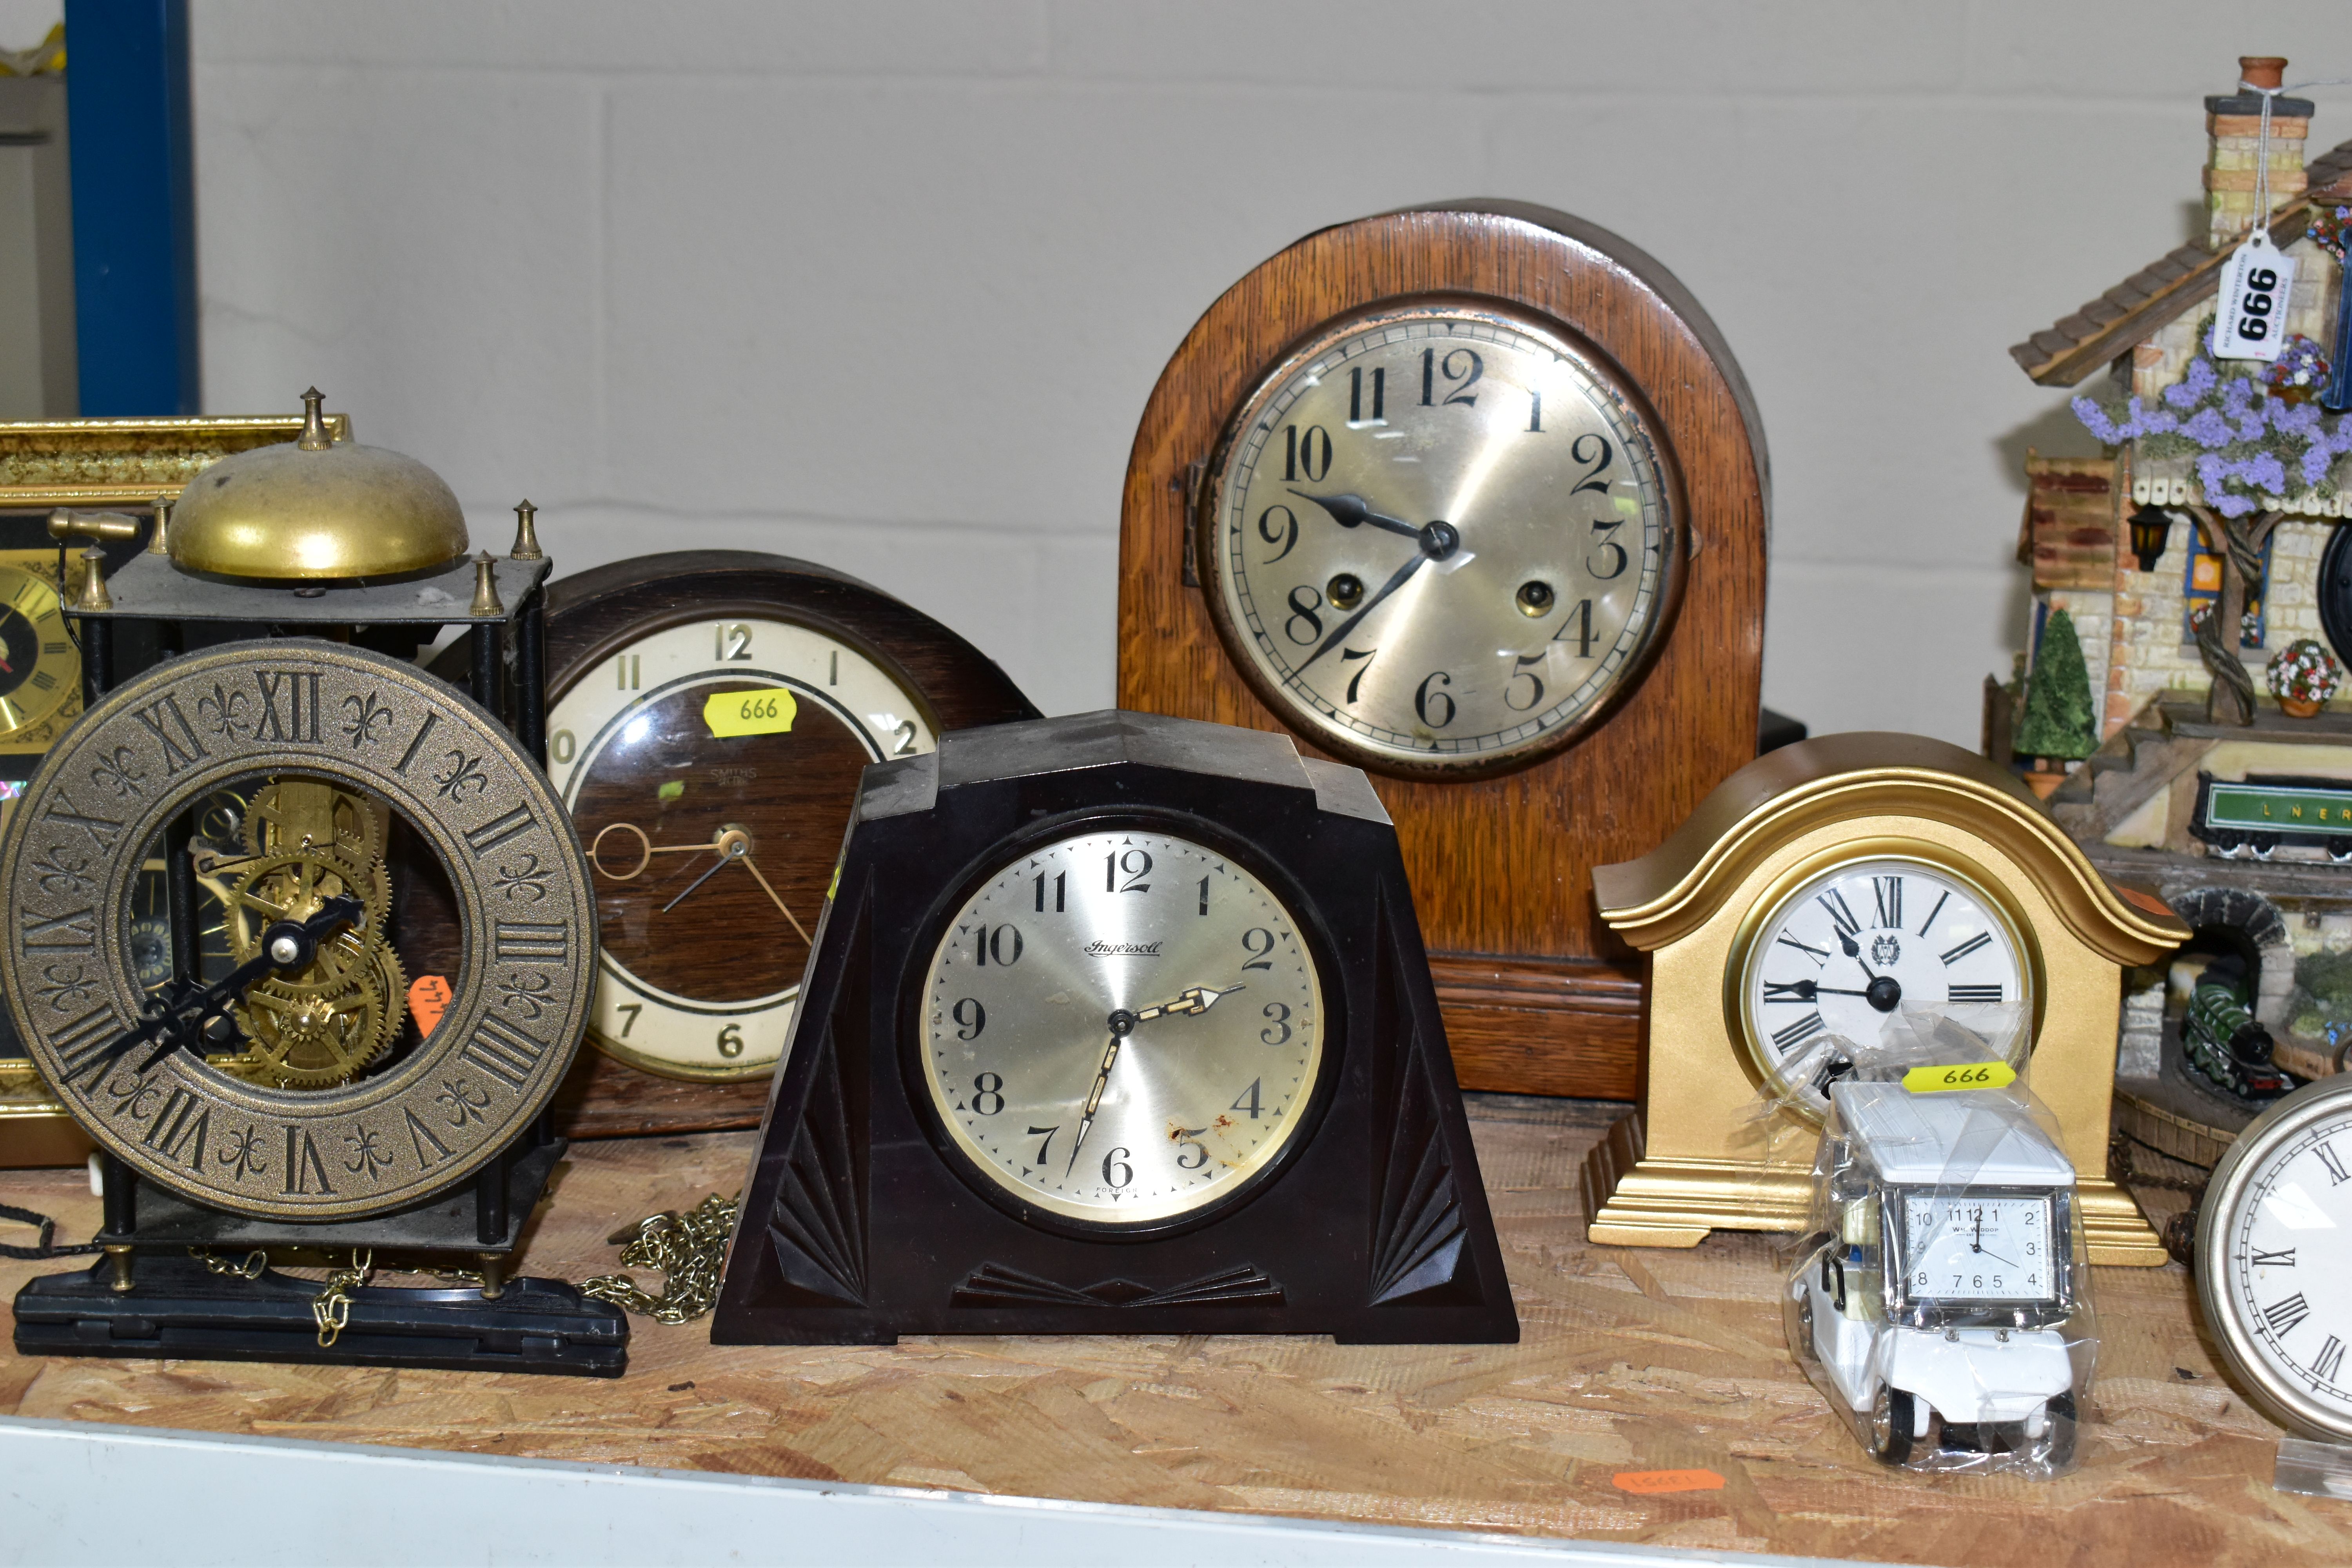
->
[1786,1033,2096,1478]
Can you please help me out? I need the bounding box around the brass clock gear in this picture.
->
[242,777,387,867]
[233,941,409,1089]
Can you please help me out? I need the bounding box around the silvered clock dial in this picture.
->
[920,828,1324,1225]
[1201,302,1683,777]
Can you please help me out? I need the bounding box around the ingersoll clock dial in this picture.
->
[921,828,1324,1225]
[547,616,938,1081]
[1202,303,1681,776]
[1740,857,2032,1112]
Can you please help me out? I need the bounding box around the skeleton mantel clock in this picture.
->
[1581,733,2187,1266]
[1116,200,1769,1099]
[2,391,627,1373]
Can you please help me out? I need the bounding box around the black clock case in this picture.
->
[711,710,1519,1345]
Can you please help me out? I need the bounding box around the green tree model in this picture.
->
[2015,608,2099,762]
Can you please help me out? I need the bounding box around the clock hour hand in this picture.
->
[1129,984,1244,1023]
[1289,490,1423,543]
[100,894,366,1076]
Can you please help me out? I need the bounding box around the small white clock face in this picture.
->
[548,617,936,1080]
[1741,857,2031,1112]
[2209,1097,2352,1434]
[1205,303,1678,775]
[920,829,1324,1225]
[1899,1194,2057,1303]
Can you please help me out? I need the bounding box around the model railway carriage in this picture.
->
[2191,773,2352,860]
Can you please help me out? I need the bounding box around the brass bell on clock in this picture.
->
[165,387,469,580]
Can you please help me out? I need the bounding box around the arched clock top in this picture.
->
[1594,732,2188,966]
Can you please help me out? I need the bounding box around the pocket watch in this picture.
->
[1119,201,1770,1102]
[532,552,1036,1097]
[2198,1074,2352,1440]
[1587,731,2185,1264]
[712,709,1516,1344]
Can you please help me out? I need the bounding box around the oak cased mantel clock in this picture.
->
[1583,732,2187,1267]
[711,710,1516,1345]
[510,551,1037,1139]
[1117,200,1769,1100]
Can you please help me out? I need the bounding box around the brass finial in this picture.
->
[298,387,332,451]
[469,551,504,617]
[47,508,138,545]
[72,546,111,612]
[147,494,172,555]
[509,499,545,561]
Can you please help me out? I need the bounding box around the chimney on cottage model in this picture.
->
[2205,55,2312,250]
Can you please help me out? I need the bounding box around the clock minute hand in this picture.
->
[1065,1030,1124,1176]
[1289,490,1423,543]
[99,894,367,1077]
[1297,550,1431,674]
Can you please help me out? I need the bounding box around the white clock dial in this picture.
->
[2202,1085,2352,1437]
[1205,303,1679,775]
[1899,1195,2057,1303]
[920,829,1324,1225]
[1742,857,2031,1112]
[546,617,936,1080]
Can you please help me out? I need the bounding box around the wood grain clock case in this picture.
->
[1116,200,1769,1099]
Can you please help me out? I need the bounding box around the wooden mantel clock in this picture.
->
[1583,732,2186,1266]
[1117,200,1769,1098]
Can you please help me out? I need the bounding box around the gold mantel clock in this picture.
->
[1582,732,2187,1266]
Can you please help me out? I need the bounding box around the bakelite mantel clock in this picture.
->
[1584,733,2186,1267]
[1117,200,1769,1098]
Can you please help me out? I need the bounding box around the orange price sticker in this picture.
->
[408,974,454,1039]
[1611,1469,1725,1495]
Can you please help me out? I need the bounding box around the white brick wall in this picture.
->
[15,2,2351,732]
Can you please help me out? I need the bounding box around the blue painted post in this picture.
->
[63,0,198,415]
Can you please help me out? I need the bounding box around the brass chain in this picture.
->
[580,1192,739,1324]
[189,1246,268,1280]
[312,1249,374,1348]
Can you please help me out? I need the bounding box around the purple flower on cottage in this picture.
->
[2183,407,2232,446]
[2165,355,2220,408]
[2245,452,2287,493]
[2304,445,2334,487]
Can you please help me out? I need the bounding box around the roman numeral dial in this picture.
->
[1739,857,2031,1115]
[0,563,80,742]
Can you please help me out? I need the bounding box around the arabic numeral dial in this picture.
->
[1207,303,1679,775]
[920,829,1326,1226]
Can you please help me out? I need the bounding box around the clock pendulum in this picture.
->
[1,391,627,1374]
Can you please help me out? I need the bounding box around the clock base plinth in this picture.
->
[1580,1111,2170,1264]
[13,1254,628,1377]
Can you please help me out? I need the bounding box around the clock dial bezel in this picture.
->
[546,598,942,1082]
[1196,294,1690,782]
[1726,838,2046,1120]
[901,807,1345,1243]
[2200,1076,2352,1441]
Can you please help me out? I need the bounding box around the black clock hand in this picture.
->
[1297,550,1431,674]
[98,895,367,1077]
[1289,490,1423,543]
[1770,980,1872,1002]
[659,846,735,913]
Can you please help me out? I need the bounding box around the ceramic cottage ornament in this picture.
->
[2267,638,2343,716]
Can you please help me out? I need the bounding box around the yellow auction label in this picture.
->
[1902,1061,2017,1094]
[704,688,797,738]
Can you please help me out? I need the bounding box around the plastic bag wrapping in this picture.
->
[1778,1007,2096,1477]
